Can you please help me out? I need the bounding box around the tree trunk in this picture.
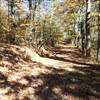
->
[97,0,100,61]
[85,0,91,57]
[81,21,85,56]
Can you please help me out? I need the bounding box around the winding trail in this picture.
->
[0,43,100,100]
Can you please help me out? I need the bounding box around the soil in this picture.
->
[0,43,100,100]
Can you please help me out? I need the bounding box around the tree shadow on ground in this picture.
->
[0,43,100,100]
[0,43,31,66]
[46,54,100,67]
[0,63,100,99]
[41,45,98,66]
[0,72,28,99]
[35,65,100,100]
[52,48,81,57]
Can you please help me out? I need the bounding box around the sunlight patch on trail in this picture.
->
[25,47,61,67]
[24,47,88,70]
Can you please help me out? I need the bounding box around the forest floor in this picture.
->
[0,43,100,100]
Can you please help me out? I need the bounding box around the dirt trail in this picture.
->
[0,43,100,100]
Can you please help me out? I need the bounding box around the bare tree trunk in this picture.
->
[85,0,91,57]
[81,21,85,56]
[7,0,15,44]
[97,0,100,61]
[7,0,10,43]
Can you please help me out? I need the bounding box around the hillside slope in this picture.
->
[0,43,100,100]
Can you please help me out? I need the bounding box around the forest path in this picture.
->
[48,44,85,65]
[0,43,100,100]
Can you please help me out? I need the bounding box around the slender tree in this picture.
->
[85,0,91,56]
[97,0,100,61]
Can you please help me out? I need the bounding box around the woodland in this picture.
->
[0,0,100,100]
